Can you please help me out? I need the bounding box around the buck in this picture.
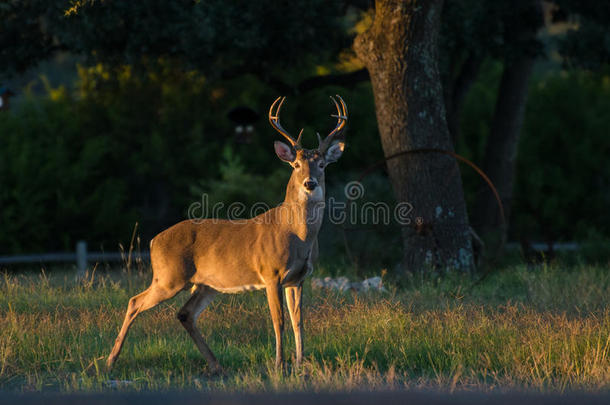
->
[107,95,348,372]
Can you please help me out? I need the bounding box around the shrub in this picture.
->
[513,70,610,243]
[458,64,610,246]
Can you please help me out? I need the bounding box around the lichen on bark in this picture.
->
[354,0,474,274]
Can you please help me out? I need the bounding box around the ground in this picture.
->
[0,263,608,393]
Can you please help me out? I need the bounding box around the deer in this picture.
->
[106,95,348,373]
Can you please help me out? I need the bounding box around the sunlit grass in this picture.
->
[0,264,609,392]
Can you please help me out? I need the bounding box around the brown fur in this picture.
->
[106,145,343,372]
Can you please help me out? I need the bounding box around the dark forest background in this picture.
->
[1,0,609,271]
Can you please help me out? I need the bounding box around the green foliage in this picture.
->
[440,0,543,86]
[555,1,610,70]
[0,1,63,75]
[72,62,226,200]
[320,172,403,274]
[0,51,385,254]
[0,91,134,253]
[1,0,348,79]
[455,60,503,200]
[578,229,610,265]
[513,70,610,242]
[457,64,610,247]
[190,146,289,218]
[0,65,229,252]
[2,0,608,260]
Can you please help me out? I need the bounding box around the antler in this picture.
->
[269,96,302,150]
[318,95,348,153]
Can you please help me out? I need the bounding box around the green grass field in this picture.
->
[0,263,609,393]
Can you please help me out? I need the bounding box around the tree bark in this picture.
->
[354,0,473,273]
[472,56,535,243]
[472,0,543,251]
[445,52,483,144]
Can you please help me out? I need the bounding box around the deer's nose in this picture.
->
[304,179,318,191]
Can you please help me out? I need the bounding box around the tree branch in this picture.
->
[221,65,370,95]
[297,68,369,93]
[446,51,483,143]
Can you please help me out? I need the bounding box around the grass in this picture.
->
[0,263,609,393]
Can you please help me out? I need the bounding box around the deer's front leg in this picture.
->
[285,285,303,367]
[265,282,284,369]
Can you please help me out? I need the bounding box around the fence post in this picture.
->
[76,240,88,277]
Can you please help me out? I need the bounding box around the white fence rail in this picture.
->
[0,241,150,276]
[0,241,579,276]
[505,242,579,251]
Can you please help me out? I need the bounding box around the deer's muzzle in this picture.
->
[304,179,318,191]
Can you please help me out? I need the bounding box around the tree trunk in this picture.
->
[472,0,543,252]
[445,52,483,143]
[354,0,473,273]
[472,56,535,245]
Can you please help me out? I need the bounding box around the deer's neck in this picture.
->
[280,178,325,242]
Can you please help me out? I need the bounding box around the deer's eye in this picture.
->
[293,162,301,169]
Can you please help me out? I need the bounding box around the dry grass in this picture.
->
[0,264,609,393]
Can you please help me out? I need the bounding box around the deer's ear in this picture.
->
[274,141,296,162]
[325,141,345,164]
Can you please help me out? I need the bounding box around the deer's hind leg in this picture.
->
[107,282,182,369]
[177,285,221,373]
